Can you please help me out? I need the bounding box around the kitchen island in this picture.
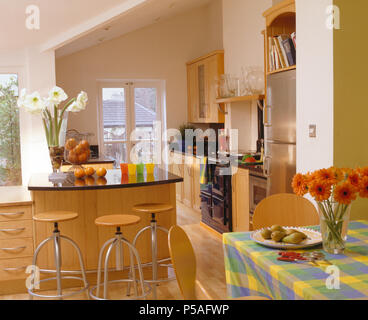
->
[28,168,182,273]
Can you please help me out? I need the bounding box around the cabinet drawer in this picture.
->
[0,206,32,222]
[0,220,33,240]
[0,257,33,281]
[0,238,33,259]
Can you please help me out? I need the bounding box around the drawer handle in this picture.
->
[3,266,27,272]
[0,228,26,233]
[0,246,26,252]
[0,212,25,217]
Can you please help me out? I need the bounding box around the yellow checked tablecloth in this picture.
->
[223,221,368,300]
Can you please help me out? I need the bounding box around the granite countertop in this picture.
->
[28,168,183,191]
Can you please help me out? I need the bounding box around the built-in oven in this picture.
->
[249,171,268,226]
[200,162,232,234]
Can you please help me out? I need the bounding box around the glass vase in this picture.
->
[318,202,351,254]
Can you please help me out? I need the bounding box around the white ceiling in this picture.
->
[0,0,131,50]
[0,0,212,56]
[54,0,212,58]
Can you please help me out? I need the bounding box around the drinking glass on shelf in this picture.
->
[248,66,265,94]
[137,163,144,175]
[120,163,128,175]
[146,163,155,175]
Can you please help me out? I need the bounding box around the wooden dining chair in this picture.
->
[252,193,319,230]
[168,225,269,300]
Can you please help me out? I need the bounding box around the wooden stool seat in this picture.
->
[95,215,141,227]
[33,211,78,223]
[133,203,173,214]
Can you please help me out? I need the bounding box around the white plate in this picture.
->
[250,227,322,250]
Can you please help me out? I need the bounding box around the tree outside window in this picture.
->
[0,74,22,186]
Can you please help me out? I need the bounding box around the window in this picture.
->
[0,74,22,186]
[99,81,163,165]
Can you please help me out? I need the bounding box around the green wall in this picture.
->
[334,0,368,219]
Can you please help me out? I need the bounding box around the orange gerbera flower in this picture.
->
[330,166,344,182]
[359,176,368,198]
[309,180,332,202]
[357,167,368,178]
[292,173,308,196]
[348,170,361,190]
[314,168,338,185]
[334,181,357,205]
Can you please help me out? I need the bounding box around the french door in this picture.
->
[98,81,163,164]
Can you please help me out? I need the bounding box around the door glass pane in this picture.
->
[104,143,127,165]
[0,74,22,186]
[102,88,126,141]
[133,88,157,162]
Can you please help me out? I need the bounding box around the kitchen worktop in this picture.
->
[28,168,183,191]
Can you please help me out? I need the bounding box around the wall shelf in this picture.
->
[267,65,296,76]
[215,94,265,104]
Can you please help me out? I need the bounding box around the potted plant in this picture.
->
[17,87,88,172]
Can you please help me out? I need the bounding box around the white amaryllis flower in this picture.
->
[67,91,88,113]
[48,86,68,105]
[18,90,46,115]
[77,91,88,108]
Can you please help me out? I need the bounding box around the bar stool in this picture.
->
[89,215,150,300]
[128,203,174,299]
[28,211,89,300]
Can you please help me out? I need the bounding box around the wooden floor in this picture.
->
[0,201,228,300]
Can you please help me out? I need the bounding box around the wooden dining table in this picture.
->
[223,221,368,300]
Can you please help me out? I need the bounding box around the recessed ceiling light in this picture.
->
[169,2,175,9]
[103,26,111,31]
[154,17,161,22]
[98,37,105,42]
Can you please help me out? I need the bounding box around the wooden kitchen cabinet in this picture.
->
[232,167,251,232]
[187,50,225,124]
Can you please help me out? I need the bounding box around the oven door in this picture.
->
[249,175,267,213]
[212,195,226,225]
[200,191,212,219]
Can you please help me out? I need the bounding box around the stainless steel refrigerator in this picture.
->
[264,69,296,196]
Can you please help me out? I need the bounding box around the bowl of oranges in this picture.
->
[65,138,91,169]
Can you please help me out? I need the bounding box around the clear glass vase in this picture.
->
[318,202,351,254]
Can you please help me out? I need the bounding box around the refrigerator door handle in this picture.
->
[263,156,271,178]
[263,105,272,127]
[266,139,296,145]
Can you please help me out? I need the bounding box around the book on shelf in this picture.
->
[268,32,296,73]
[282,38,296,66]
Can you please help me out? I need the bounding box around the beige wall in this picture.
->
[56,2,223,145]
[222,0,271,152]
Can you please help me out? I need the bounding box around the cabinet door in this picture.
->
[182,156,194,208]
[170,152,184,202]
[232,168,250,231]
[187,63,199,123]
[207,54,224,123]
[192,158,201,212]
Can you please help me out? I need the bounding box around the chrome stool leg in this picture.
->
[127,213,174,299]
[28,222,89,300]
[90,227,150,300]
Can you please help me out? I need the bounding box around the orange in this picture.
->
[74,178,85,187]
[65,138,77,151]
[97,177,107,185]
[78,152,88,164]
[68,150,78,164]
[85,167,95,176]
[74,168,86,179]
[80,140,90,150]
[96,168,107,177]
[85,176,95,186]
[75,144,84,155]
